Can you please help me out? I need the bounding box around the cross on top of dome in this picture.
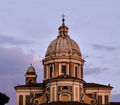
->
[58,14,69,36]
[62,14,65,25]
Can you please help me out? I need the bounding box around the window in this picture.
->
[87,93,93,97]
[19,95,23,105]
[28,79,32,84]
[50,66,53,78]
[26,95,30,105]
[62,66,66,74]
[35,93,41,97]
[75,66,77,78]
[98,95,102,105]
[94,92,97,98]
[62,86,68,90]
[105,95,108,105]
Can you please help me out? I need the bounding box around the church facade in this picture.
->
[15,17,113,105]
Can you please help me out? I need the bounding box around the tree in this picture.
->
[0,92,10,105]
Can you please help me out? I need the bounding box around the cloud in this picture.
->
[111,94,120,102]
[0,47,34,75]
[0,35,31,45]
[92,44,116,51]
[0,46,43,105]
[84,64,108,76]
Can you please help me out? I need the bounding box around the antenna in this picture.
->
[38,55,44,62]
[83,55,88,62]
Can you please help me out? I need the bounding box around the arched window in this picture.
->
[28,79,32,84]
[50,66,53,78]
[62,86,68,90]
[75,66,77,78]
[62,65,66,74]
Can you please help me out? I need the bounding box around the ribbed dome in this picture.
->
[46,36,81,56]
[26,64,36,74]
[46,19,81,57]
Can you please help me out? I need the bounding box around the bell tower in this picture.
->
[25,64,37,85]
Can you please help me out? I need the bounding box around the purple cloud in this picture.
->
[0,47,33,75]
[111,94,120,102]
[0,47,43,105]
[92,44,116,51]
[0,35,31,45]
[84,64,108,76]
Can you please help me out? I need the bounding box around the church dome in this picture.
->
[26,64,36,74]
[46,17,81,57]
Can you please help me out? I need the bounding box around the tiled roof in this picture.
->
[14,83,44,89]
[85,83,113,88]
[40,102,89,105]
[14,79,113,90]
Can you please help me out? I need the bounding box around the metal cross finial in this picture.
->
[62,14,65,19]
[62,14,65,24]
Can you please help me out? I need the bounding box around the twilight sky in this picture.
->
[0,0,120,105]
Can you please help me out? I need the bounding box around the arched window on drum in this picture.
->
[50,66,53,78]
[75,66,77,78]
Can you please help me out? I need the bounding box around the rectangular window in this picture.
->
[105,95,108,105]
[94,92,97,98]
[75,66,77,78]
[19,95,23,105]
[98,95,102,105]
[26,95,30,105]
[50,66,53,78]
[62,65,66,74]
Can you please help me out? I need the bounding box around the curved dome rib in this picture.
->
[45,20,81,58]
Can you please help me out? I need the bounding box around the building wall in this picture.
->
[16,88,43,105]
[85,88,111,105]
[45,80,84,103]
